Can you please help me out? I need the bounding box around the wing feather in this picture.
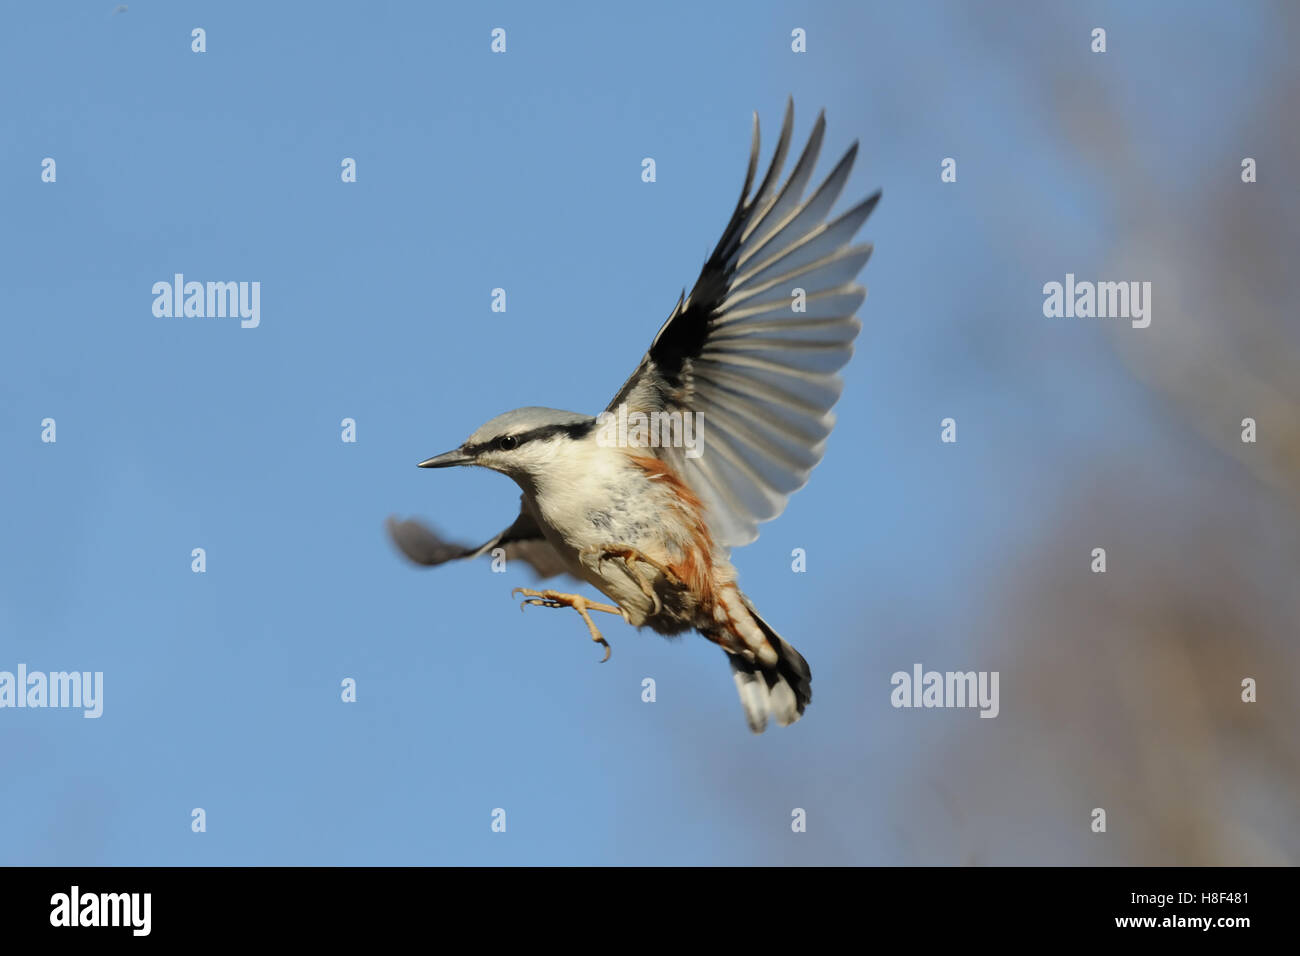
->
[606,100,879,548]
[385,502,568,580]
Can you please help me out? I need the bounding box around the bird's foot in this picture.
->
[582,544,684,616]
[511,588,621,663]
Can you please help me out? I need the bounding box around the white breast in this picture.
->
[526,439,686,618]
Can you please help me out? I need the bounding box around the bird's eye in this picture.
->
[496,435,519,451]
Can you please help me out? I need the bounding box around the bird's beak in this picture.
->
[417,448,473,469]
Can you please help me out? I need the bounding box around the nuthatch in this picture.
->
[388,100,878,732]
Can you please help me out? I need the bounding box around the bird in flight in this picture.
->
[388,100,878,732]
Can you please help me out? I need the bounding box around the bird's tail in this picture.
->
[725,598,812,733]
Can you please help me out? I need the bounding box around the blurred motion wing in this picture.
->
[385,502,569,580]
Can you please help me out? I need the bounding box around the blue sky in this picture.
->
[1,1,1292,865]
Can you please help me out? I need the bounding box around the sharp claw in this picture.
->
[509,586,617,661]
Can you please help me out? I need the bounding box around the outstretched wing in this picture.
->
[608,99,878,548]
[385,501,569,580]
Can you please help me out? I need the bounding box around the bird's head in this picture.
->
[418,406,596,487]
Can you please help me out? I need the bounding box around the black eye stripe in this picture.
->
[497,435,518,451]
[462,419,597,458]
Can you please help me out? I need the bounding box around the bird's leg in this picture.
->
[589,544,684,587]
[511,588,622,663]
[582,544,684,615]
